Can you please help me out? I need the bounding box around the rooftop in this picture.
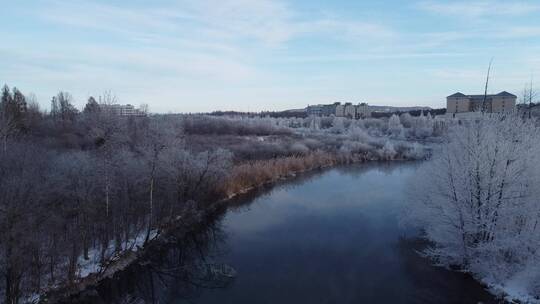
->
[447,92,466,98]
[496,91,517,97]
[447,91,517,98]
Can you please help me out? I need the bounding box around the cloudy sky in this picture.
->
[1,0,540,113]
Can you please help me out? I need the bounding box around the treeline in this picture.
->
[182,115,292,136]
[183,111,445,140]
[210,110,308,118]
[370,108,446,118]
[0,85,431,303]
[0,85,235,303]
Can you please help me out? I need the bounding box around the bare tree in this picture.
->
[0,143,50,303]
[481,58,493,113]
[520,76,537,119]
[91,92,121,218]
[0,86,21,152]
[139,119,168,243]
[0,111,17,153]
[51,91,78,122]
[139,103,149,115]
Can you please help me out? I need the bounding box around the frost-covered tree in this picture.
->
[348,126,370,142]
[0,86,24,152]
[0,143,50,303]
[380,140,397,160]
[403,113,540,298]
[0,107,17,153]
[162,147,233,208]
[138,118,182,243]
[399,113,413,128]
[519,79,537,119]
[412,112,434,138]
[331,117,345,134]
[387,114,404,138]
[404,142,426,159]
[309,116,321,131]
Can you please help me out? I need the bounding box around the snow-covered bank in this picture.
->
[403,113,540,303]
[2,109,439,304]
[40,152,423,304]
[486,261,540,303]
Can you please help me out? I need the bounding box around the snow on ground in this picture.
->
[77,229,159,278]
[22,292,40,304]
[485,261,540,304]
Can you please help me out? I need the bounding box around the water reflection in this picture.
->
[132,225,234,303]
[73,163,498,304]
[396,237,498,304]
[64,220,234,304]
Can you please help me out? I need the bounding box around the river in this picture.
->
[76,163,498,304]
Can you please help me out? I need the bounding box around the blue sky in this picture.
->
[1,0,540,113]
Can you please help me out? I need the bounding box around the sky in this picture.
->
[1,0,540,113]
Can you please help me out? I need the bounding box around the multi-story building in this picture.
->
[335,103,345,117]
[306,104,324,116]
[343,103,356,118]
[356,103,371,119]
[322,102,340,116]
[101,104,146,116]
[446,91,516,114]
[307,102,371,119]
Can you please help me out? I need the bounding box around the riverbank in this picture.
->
[59,163,498,304]
[40,151,418,303]
[1,106,442,304]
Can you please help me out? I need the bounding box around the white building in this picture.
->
[306,102,371,119]
[101,104,146,116]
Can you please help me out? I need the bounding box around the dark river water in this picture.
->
[80,163,499,304]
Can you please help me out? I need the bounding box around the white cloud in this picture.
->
[20,0,402,112]
[431,68,487,80]
[417,1,540,18]
[299,19,395,41]
[179,0,297,46]
[280,52,468,64]
[41,1,178,36]
[39,0,395,48]
[5,0,538,112]
[494,26,540,38]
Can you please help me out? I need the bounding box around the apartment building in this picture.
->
[446,91,516,114]
[100,104,147,116]
[307,102,371,119]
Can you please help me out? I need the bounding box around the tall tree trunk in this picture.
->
[145,175,155,244]
[5,242,17,304]
[105,180,110,218]
[68,241,78,283]
[83,230,89,260]
[2,134,7,153]
[31,246,42,294]
[49,239,55,284]
[5,269,12,304]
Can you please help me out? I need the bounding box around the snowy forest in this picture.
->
[0,85,437,303]
[404,113,540,302]
[3,82,538,303]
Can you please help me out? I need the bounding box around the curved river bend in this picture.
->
[79,164,498,304]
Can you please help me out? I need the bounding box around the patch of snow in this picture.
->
[76,229,159,279]
[485,262,540,304]
[22,292,40,304]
